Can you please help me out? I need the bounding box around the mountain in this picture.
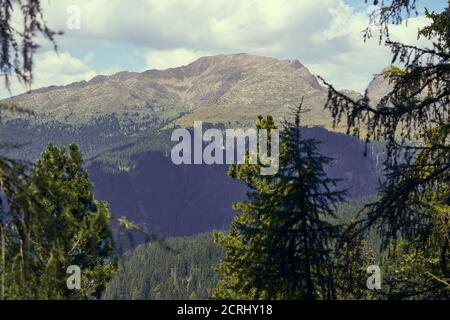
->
[367,68,393,103]
[0,53,387,237]
[3,53,356,131]
[88,127,383,237]
[0,53,377,164]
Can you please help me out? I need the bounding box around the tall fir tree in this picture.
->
[321,0,450,295]
[333,221,377,300]
[215,105,345,300]
[0,1,63,299]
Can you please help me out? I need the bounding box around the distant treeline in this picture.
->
[103,197,373,300]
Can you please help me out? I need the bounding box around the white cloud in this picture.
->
[304,4,430,92]
[37,51,94,77]
[3,0,431,95]
[146,48,210,70]
[0,51,97,99]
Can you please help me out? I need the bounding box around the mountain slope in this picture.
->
[3,53,355,130]
[0,53,387,238]
[103,198,376,300]
[88,127,383,237]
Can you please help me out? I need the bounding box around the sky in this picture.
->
[1,0,445,99]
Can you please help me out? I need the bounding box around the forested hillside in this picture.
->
[0,0,448,302]
[103,198,374,300]
[88,126,383,237]
[103,234,223,300]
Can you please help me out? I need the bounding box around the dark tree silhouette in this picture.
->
[0,0,60,91]
[321,0,449,293]
[215,105,346,300]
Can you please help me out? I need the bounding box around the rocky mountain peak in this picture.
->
[2,53,356,130]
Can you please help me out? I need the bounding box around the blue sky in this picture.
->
[345,0,445,12]
[3,0,445,98]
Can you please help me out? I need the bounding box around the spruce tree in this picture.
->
[321,0,450,294]
[333,222,376,300]
[215,105,345,300]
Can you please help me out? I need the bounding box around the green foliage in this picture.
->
[379,240,449,299]
[214,107,348,300]
[103,198,379,300]
[100,199,375,300]
[374,126,449,299]
[0,0,59,89]
[323,0,450,295]
[0,143,116,299]
[103,233,222,300]
[333,221,377,300]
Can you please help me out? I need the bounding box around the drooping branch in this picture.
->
[0,0,61,91]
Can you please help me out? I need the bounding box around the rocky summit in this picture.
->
[3,53,367,130]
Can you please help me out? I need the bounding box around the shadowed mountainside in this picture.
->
[88,127,382,237]
[0,53,389,237]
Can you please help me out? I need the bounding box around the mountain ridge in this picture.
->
[0,53,387,238]
[3,53,361,131]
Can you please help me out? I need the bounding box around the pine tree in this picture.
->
[380,240,449,299]
[214,105,345,300]
[321,0,450,294]
[333,221,376,300]
[0,143,116,299]
[0,1,61,299]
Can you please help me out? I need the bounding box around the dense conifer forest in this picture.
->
[0,0,448,301]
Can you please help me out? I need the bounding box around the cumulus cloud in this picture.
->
[0,51,97,99]
[146,48,211,70]
[4,0,432,95]
[37,51,95,78]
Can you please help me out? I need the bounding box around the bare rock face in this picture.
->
[3,53,355,130]
[367,68,393,104]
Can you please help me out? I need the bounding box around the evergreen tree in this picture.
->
[103,233,222,300]
[0,143,116,299]
[0,1,63,299]
[214,105,345,300]
[333,222,376,300]
[321,0,450,294]
[380,240,449,299]
[102,199,377,300]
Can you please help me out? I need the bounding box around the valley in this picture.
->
[0,53,387,238]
